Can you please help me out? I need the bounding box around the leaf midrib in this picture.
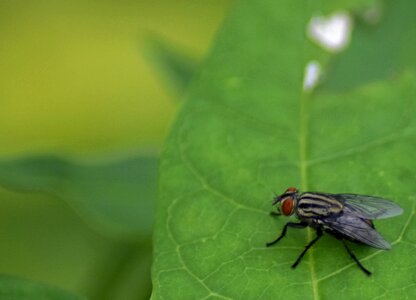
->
[299,89,319,300]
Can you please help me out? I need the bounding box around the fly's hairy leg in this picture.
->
[292,226,323,268]
[266,222,307,247]
[341,239,372,276]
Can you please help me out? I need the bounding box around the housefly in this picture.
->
[267,187,403,275]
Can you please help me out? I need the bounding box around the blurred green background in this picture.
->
[0,0,231,299]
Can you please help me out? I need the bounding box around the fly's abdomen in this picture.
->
[296,193,343,218]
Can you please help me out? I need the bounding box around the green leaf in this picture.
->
[0,275,85,299]
[323,0,416,91]
[153,0,416,299]
[313,0,376,14]
[0,155,157,239]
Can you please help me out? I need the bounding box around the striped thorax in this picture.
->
[296,192,343,218]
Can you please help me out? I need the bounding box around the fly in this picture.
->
[266,187,403,276]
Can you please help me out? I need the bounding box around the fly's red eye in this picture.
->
[281,198,295,216]
[286,187,297,193]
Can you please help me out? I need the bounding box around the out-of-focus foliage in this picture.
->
[0,188,128,298]
[0,275,85,299]
[0,0,230,299]
[0,155,157,238]
[144,35,199,97]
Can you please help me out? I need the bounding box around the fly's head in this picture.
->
[272,187,298,216]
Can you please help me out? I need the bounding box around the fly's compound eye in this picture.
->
[281,197,295,216]
[285,187,298,194]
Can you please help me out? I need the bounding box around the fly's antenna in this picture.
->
[271,191,279,205]
[272,194,282,205]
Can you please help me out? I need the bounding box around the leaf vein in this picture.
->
[307,129,416,167]
[164,196,231,299]
[178,124,267,215]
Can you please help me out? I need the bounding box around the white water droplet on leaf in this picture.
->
[308,12,352,52]
[303,61,321,92]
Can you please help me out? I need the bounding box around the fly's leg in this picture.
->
[266,222,307,247]
[341,239,372,276]
[292,227,323,269]
[270,211,281,217]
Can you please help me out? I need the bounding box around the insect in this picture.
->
[267,187,403,275]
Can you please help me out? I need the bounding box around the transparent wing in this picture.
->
[324,206,391,249]
[335,193,403,219]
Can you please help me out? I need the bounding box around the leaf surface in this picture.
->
[153,0,416,299]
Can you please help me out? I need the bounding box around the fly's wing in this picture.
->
[334,194,403,220]
[324,206,391,249]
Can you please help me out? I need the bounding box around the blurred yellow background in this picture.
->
[0,0,231,156]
